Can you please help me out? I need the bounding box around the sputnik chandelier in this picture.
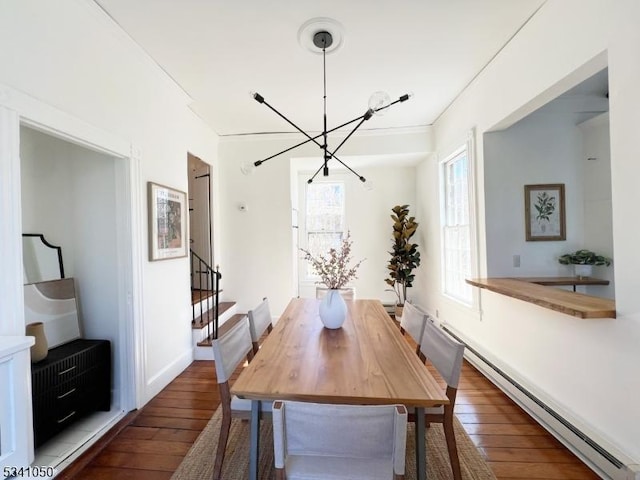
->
[241,18,412,186]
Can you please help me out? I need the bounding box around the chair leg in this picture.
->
[213,412,232,480]
[443,411,462,480]
[274,467,285,480]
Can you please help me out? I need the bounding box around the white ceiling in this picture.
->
[94,0,546,137]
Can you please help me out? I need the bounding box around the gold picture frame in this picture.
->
[148,182,188,261]
[524,183,566,241]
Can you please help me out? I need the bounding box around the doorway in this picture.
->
[188,153,214,290]
[0,97,140,470]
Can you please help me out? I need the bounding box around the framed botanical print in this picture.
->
[524,183,566,241]
[148,182,188,261]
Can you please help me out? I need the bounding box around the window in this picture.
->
[441,144,474,305]
[304,182,345,278]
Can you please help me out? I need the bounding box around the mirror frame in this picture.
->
[22,233,65,281]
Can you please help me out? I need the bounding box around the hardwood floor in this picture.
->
[62,345,601,480]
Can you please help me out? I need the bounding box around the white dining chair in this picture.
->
[418,320,465,480]
[399,301,428,360]
[272,400,407,480]
[211,316,271,480]
[247,297,273,354]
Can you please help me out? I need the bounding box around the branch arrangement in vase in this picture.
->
[300,232,365,289]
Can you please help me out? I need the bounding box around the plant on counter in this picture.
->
[558,249,612,266]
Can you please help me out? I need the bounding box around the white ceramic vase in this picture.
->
[573,264,593,278]
[318,289,347,329]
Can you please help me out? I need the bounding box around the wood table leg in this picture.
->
[415,407,426,480]
[249,400,260,480]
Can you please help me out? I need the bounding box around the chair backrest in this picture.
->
[247,297,272,343]
[212,316,253,383]
[273,401,407,474]
[400,301,427,347]
[419,320,465,388]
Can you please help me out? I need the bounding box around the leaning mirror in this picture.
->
[22,233,65,284]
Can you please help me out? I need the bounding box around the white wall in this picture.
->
[415,0,640,464]
[579,113,614,298]
[484,115,585,277]
[0,0,219,405]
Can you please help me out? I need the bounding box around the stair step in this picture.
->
[191,289,222,305]
[196,313,247,347]
[191,301,235,329]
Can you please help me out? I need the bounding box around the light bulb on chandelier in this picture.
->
[241,18,412,186]
[240,159,256,176]
[368,91,391,115]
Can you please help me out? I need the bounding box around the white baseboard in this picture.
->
[143,347,193,404]
[441,323,638,480]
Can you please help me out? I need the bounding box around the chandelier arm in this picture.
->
[329,111,372,158]
[306,163,326,184]
[330,154,367,183]
[255,110,375,165]
[373,94,412,114]
[252,92,411,170]
[326,113,372,133]
[254,133,325,166]
[327,95,410,159]
[252,112,372,167]
[260,99,324,150]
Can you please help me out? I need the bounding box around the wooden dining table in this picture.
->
[231,298,449,480]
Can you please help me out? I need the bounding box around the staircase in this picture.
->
[191,292,246,360]
[190,253,245,360]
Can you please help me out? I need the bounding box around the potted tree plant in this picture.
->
[558,249,612,279]
[385,205,421,319]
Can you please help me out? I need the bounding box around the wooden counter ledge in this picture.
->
[466,277,616,319]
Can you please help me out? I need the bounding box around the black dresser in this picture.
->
[31,339,111,447]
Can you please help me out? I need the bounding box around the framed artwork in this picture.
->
[524,183,566,241]
[148,182,188,261]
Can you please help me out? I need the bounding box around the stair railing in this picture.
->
[190,249,221,340]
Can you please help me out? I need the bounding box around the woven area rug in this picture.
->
[172,407,496,480]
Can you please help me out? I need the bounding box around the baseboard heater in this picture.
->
[441,325,639,480]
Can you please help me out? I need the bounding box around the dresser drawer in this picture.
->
[31,339,111,447]
[32,340,110,392]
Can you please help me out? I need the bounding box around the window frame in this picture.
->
[439,134,479,308]
[300,178,346,282]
